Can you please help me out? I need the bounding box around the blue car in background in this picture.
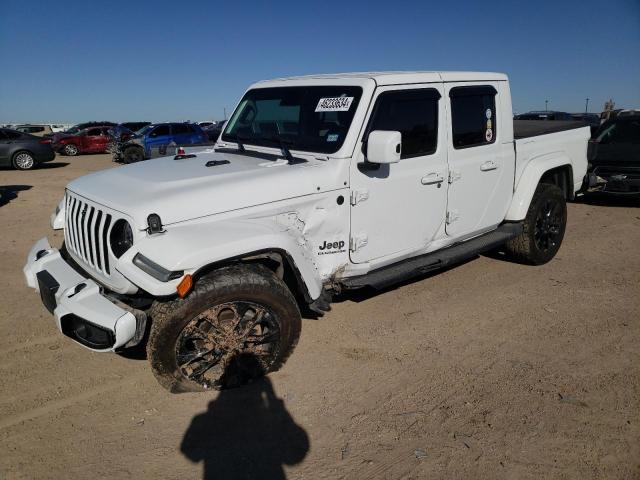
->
[114,122,210,163]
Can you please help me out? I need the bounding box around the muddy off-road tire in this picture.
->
[505,182,567,265]
[147,264,301,393]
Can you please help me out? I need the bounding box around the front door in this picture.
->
[82,127,104,153]
[146,124,172,156]
[444,82,514,237]
[350,84,449,264]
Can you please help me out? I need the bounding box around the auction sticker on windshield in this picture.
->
[315,97,354,112]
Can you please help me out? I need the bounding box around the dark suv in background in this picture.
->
[113,122,209,163]
[587,115,640,194]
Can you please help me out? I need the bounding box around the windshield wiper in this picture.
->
[265,136,305,164]
[222,133,245,153]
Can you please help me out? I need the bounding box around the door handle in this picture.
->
[480,160,498,171]
[421,173,444,185]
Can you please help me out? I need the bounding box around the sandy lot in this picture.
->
[0,153,639,479]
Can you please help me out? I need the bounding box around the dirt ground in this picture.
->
[0,153,639,480]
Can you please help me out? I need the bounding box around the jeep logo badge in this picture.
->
[318,240,346,255]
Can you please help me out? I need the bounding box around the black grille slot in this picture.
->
[102,214,112,274]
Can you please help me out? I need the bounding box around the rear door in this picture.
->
[349,84,448,263]
[171,123,192,145]
[444,82,514,238]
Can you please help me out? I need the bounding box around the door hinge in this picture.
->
[446,210,460,224]
[350,189,369,206]
[448,170,462,184]
[350,234,368,252]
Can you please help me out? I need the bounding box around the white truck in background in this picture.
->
[24,71,589,392]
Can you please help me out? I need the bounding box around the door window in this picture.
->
[86,128,101,136]
[450,86,497,149]
[150,125,170,137]
[367,89,440,158]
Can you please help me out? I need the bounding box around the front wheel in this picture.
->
[147,264,301,393]
[123,146,144,164]
[505,182,567,265]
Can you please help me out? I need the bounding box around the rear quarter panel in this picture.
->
[506,127,590,220]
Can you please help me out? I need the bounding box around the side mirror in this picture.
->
[367,130,401,164]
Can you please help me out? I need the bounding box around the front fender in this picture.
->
[505,153,571,221]
[116,219,323,300]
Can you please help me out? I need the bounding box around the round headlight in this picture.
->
[110,219,133,258]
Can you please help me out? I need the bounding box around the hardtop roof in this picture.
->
[255,71,508,87]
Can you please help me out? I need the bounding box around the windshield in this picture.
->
[136,125,154,136]
[221,86,363,154]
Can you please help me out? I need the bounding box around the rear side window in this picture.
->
[450,85,497,149]
[86,128,102,136]
[172,124,191,134]
[5,130,22,140]
[367,89,440,158]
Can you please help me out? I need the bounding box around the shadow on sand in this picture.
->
[0,185,32,207]
[181,353,309,480]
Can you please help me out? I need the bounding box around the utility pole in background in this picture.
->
[585,98,589,113]
[545,99,548,112]
[223,108,227,120]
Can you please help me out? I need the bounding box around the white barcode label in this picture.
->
[315,97,354,112]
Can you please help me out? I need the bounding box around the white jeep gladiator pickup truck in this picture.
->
[24,72,590,392]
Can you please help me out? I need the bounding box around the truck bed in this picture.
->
[514,124,590,194]
[513,120,588,139]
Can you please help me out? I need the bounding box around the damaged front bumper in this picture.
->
[23,237,143,351]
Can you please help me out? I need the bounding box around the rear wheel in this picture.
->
[63,144,79,156]
[505,182,567,265]
[147,264,301,393]
[12,151,36,170]
[123,146,144,164]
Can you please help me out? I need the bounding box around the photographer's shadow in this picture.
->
[181,353,309,480]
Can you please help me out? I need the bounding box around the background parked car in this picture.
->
[52,125,112,156]
[15,124,54,137]
[0,128,55,170]
[514,111,574,120]
[114,122,209,163]
[587,114,640,194]
[202,120,226,142]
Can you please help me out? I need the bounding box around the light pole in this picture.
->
[545,99,549,112]
[585,98,589,113]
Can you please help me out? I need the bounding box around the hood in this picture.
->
[66,149,348,229]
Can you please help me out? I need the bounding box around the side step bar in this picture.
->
[340,222,523,290]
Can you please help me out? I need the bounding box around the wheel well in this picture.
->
[540,165,574,200]
[193,250,312,305]
[12,149,34,160]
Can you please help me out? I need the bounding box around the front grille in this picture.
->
[64,192,112,275]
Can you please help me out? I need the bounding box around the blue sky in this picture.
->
[1,0,638,123]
